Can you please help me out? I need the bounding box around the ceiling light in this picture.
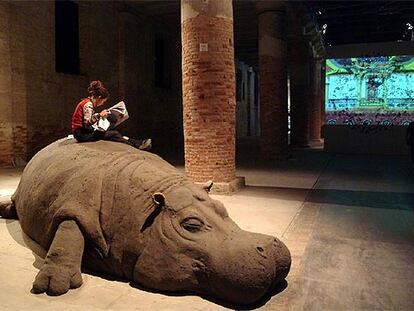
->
[322,24,327,34]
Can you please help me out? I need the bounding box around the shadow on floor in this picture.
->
[129,279,288,310]
[234,185,414,210]
[83,263,289,310]
[235,185,309,201]
[307,188,414,210]
[229,185,414,210]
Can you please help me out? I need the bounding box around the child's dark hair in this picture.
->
[87,80,110,99]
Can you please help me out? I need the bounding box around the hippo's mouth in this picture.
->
[188,237,291,305]
[191,259,212,293]
[192,262,278,305]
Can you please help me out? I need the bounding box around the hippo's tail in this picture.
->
[0,197,17,219]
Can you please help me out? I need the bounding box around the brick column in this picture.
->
[321,60,326,126]
[309,57,323,141]
[288,8,311,147]
[256,1,288,160]
[0,2,13,166]
[181,0,239,188]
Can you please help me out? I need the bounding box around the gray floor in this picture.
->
[277,152,414,311]
[0,147,413,310]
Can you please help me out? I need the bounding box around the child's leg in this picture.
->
[73,128,100,142]
[130,138,152,151]
[103,130,135,147]
[103,131,151,150]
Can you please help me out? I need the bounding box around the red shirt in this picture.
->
[71,98,97,131]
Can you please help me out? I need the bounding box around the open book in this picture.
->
[93,101,129,131]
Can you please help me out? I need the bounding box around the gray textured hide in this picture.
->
[9,139,291,305]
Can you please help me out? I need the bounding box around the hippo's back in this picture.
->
[13,139,179,253]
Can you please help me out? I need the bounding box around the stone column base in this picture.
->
[309,139,324,148]
[196,177,245,195]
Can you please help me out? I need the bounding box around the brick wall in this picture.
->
[7,1,88,161]
[182,14,236,182]
[0,1,13,165]
[0,1,183,165]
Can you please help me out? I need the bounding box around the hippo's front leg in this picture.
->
[32,220,84,296]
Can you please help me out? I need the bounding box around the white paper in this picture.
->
[92,101,129,131]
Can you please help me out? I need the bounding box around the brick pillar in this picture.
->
[181,0,236,184]
[309,57,323,141]
[321,60,326,126]
[0,2,14,166]
[288,8,311,147]
[256,1,288,160]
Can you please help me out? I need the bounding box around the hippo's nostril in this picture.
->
[256,246,267,258]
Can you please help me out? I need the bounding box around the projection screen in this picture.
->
[325,55,414,125]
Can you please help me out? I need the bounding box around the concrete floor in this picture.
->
[1,148,413,310]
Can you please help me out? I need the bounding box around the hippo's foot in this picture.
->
[31,220,85,296]
[32,262,83,295]
[0,198,17,219]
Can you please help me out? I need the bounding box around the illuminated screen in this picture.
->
[325,55,414,125]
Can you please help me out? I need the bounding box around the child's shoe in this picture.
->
[138,138,152,151]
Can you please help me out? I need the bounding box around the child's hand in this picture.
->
[100,110,109,118]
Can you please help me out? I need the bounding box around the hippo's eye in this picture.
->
[181,217,204,232]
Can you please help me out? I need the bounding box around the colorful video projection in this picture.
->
[325,55,414,125]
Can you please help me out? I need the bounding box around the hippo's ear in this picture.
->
[152,192,166,207]
[141,193,166,233]
[203,180,213,193]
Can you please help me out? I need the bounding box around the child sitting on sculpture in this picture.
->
[71,80,151,150]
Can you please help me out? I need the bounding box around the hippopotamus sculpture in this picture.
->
[0,139,291,305]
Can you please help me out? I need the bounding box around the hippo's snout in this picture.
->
[268,237,291,282]
[208,233,291,305]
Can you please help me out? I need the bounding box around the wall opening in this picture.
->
[154,33,170,88]
[55,0,80,74]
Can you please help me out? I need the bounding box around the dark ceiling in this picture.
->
[308,1,414,46]
[126,0,414,67]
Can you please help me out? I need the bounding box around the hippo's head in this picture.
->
[133,181,291,305]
